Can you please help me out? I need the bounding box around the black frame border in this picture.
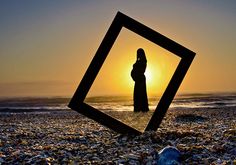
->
[68,11,195,135]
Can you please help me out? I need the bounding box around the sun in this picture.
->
[144,64,164,96]
[145,67,152,83]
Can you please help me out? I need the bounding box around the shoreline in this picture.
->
[0,107,235,164]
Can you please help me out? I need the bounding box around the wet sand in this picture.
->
[0,107,235,164]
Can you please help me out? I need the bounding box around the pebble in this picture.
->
[0,108,235,164]
[158,146,181,165]
[0,158,4,163]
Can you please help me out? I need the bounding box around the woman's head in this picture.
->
[137,48,147,62]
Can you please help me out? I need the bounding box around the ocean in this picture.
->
[0,93,236,113]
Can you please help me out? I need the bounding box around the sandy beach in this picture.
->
[0,107,235,164]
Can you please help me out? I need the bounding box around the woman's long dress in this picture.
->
[131,60,149,112]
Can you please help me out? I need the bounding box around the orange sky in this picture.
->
[0,1,236,97]
[88,28,180,97]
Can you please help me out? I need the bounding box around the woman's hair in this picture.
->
[137,48,147,62]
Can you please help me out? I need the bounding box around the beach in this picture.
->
[0,94,235,164]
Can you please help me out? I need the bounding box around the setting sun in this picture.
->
[145,67,152,83]
[86,28,181,97]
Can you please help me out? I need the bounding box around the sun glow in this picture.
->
[145,67,152,83]
[87,28,180,97]
[145,63,163,96]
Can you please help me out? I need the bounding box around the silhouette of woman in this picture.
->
[131,48,149,112]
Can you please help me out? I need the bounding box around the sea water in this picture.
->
[0,93,236,113]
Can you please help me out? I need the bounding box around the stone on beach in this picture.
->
[0,107,235,164]
[158,146,181,165]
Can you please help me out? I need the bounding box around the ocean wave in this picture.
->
[0,93,235,112]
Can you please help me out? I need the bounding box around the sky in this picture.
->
[0,0,236,97]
